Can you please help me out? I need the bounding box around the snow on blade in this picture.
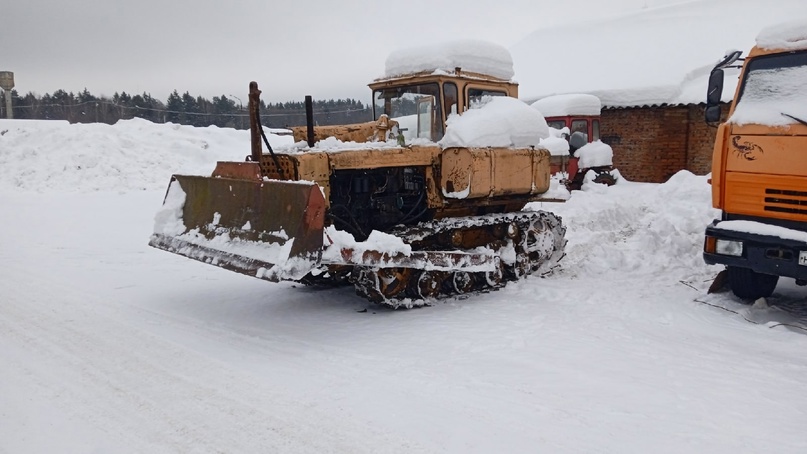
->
[152,180,187,236]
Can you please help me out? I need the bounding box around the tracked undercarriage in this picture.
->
[343,211,566,308]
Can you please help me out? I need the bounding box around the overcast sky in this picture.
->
[3,0,687,105]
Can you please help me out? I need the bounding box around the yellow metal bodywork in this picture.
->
[712,44,807,224]
[258,143,554,216]
[440,147,550,198]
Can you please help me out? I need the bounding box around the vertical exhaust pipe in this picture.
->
[305,95,315,147]
[248,81,262,162]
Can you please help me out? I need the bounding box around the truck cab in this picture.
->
[702,21,807,300]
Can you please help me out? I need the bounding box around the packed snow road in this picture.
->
[2,183,806,453]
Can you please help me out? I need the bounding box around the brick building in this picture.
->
[599,102,731,183]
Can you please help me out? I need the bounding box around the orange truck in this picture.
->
[702,21,807,300]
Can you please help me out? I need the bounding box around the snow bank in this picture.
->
[0,118,292,193]
[531,94,601,117]
[576,140,613,168]
[439,97,549,148]
[534,170,719,277]
[384,40,514,81]
[756,18,807,50]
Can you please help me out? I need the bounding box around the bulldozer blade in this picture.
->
[149,175,326,282]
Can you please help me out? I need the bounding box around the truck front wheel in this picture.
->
[727,266,779,301]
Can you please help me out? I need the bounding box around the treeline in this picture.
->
[0,88,373,129]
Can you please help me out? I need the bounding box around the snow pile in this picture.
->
[539,127,571,156]
[383,40,515,81]
[756,18,807,50]
[531,94,601,117]
[439,97,549,148]
[538,170,719,276]
[576,140,613,168]
[0,118,292,193]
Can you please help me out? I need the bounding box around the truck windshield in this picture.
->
[373,83,443,141]
[731,50,807,126]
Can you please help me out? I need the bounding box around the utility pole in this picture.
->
[0,71,14,119]
[228,94,243,129]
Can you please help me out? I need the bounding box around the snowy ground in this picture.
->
[2,120,807,453]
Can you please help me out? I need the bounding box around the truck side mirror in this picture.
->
[705,69,724,123]
[706,69,724,106]
[705,105,722,123]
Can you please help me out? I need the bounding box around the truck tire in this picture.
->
[727,266,779,301]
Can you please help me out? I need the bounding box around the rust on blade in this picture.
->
[149,175,326,281]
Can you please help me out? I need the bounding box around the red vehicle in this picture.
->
[532,94,601,175]
[532,94,614,189]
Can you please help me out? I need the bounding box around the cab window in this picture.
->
[571,119,588,138]
[444,82,458,118]
[467,88,507,109]
[373,83,442,141]
[592,120,600,141]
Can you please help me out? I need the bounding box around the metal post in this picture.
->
[305,95,315,147]
[0,71,14,119]
[228,94,243,129]
[1,90,10,119]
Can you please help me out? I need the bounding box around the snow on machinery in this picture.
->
[703,20,807,300]
[531,94,618,190]
[149,41,567,307]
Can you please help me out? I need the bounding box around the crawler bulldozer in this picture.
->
[150,58,566,307]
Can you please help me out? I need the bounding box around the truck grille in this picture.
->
[765,188,807,216]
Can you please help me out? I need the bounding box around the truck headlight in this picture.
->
[716,239,743,257]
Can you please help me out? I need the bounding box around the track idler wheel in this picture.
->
[410,270,445,299]
[376,267,412,299]
[451,271,474,294]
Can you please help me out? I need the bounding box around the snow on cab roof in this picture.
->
[756,18,807,51]
[383,40,514,81]
[530,94,602,117]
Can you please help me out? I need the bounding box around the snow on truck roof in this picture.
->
[756,18,807,51]
[530,94,601,117]
[382,40,515,81]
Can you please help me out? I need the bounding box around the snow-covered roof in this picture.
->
[511,0,806,108]
[530,94,601,117]
[383,40,514,81]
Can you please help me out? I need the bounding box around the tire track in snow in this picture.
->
[0,264,425,453]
